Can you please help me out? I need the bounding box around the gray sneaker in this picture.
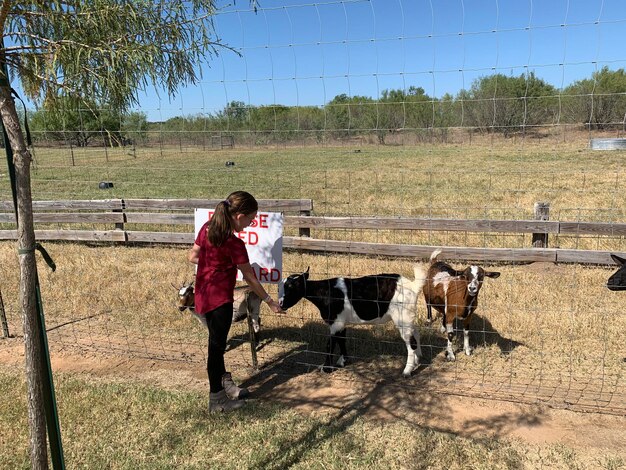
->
[222,372,249,400]
[209,390,245,413]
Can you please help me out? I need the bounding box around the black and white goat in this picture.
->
[176,282,262,333]
[607,254,626,291]
[423,249,500,361]
[279,265,427,377]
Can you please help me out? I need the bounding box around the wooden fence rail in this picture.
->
[1,199,624,264]
[2,212,626,237]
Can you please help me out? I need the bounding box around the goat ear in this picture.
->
[610,254,626,266]
[485,271,501,279]
[304,266,310,279]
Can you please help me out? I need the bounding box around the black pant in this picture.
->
[205,302,233,393]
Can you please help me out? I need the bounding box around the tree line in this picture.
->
[28,67,626,147]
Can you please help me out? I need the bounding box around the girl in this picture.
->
[188,191,284,412]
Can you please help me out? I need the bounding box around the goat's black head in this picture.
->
[279,267,309,310]
[176,282,195,311]
[459,266,501,296]
[607,254,626,291]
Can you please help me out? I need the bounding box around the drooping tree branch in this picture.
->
[0,1,12,33]
[1,3,265,468]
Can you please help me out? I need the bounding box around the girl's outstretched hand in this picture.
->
[267,299,286,314]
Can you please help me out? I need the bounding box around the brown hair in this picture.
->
[207,191,258,246]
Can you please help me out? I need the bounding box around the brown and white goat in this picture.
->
[176,282,262,333]
[423,249,500,361]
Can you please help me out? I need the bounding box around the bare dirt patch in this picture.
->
[2,336,624,457]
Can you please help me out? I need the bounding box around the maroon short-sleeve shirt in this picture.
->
[194,222,250,315]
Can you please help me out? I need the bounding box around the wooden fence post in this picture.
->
[299,209,311,238]
[115,199,125,231]
[532,202,550,248]
[0,288,9,338]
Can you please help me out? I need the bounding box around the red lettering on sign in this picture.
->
[234,230,259,245]
[248,231,258,245]
[259,214,268,228]
[251,267,281,283]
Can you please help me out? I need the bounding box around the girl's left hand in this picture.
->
[267,299,286,314]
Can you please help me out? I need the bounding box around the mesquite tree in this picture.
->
[0,1,249,467]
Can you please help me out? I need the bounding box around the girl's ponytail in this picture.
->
[207,191,258,246]
[207,200,233,246]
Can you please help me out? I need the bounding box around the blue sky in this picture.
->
[135,0,626,121]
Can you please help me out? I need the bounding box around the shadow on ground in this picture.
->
[220,315,546,469]
[236,324,543,470]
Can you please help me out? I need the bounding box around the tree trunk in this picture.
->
[0,86,49,469]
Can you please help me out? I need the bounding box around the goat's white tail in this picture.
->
[412,264,427,293]
[430,249,442,262]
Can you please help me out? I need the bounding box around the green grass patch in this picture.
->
[1,369,623,469]
[2,368,621,470]
[5,143,622,220]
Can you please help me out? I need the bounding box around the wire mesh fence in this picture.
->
[1,0,625,416]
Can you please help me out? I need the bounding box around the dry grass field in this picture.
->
[0,243,624,468]
[0,132,625,468]
[10,130,623,253]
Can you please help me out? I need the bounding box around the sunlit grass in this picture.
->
[0,241,623,410]
[2,136,623,252]
[1,369,622,470]
[2,135,621,221]
[1,134,624,467]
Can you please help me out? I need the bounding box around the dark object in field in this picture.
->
[279,265,426,377]
[98,181,114,189]
[225,161,235,167]
[423,249,500,361]
[607,254,626,291]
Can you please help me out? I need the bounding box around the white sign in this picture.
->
[194,209,283,283]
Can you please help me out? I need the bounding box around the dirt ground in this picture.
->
[1,336,624,457]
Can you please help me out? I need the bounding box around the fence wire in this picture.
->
[1,0,625,416]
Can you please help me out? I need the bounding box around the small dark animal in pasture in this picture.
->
[607,254,626,291]
[279,265,427,377]
[175,282,262,333]
[423,249,500,361]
